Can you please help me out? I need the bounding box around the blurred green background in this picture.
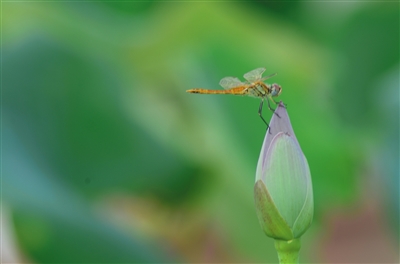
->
[2,1,399,263]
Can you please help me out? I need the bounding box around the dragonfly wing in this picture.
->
[219,77,245,89]
[243,67,266,82]
[260,72,277,81]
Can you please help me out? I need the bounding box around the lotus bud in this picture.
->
[254,102,313,263]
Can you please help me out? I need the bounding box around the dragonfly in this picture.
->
[186,67,282,129]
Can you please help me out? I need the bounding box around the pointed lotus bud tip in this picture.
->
[254,102,313,240]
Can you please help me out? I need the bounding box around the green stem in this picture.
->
[274,239,301,264]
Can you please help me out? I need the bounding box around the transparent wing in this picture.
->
[260,72,277,81]
[219,77,245,89]
[243,67,266,82]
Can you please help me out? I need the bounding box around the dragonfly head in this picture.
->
[271,83,282,97]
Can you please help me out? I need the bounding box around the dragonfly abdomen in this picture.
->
[186,87,247,95]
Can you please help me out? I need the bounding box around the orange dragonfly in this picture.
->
[186,67,282,128]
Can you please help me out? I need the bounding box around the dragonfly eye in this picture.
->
[271,83,282,97]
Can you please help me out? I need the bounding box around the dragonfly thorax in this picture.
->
[246,82,270,98]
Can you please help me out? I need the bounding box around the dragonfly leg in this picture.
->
[267,98,281,118]
[273,99,287,108]
[258,99,271,133]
